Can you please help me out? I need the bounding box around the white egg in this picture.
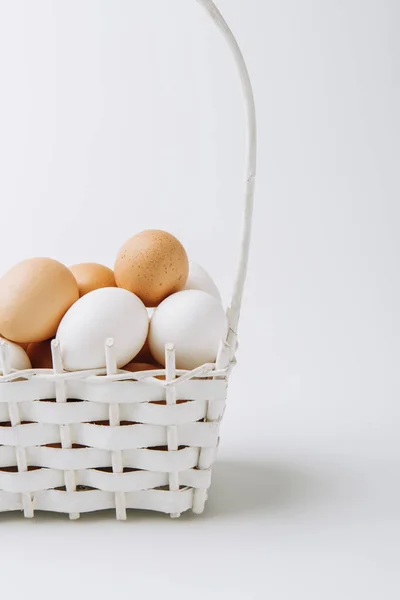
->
[183,261,222,302]
[149,290,227,370]
[0,338,31,373]
[57,287,148,370]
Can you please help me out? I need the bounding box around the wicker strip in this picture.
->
[0,344,34,517]
[0,468,211,494]
[0,399,208,426]
[0,377,226,404]
[0,489,194,515]
[0,446,200,473]
[105,339,126,519]
[0,421,220,450]
[51,340,79,519]
[165,344,180,517]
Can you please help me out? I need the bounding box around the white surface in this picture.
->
[0,0,399,598]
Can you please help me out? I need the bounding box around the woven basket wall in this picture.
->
[0,0,256,520]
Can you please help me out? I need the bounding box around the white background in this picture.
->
[0,0,399,598]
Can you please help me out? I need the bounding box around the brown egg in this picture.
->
[17,341,30,351]
[135,337,153,363]
[122,360,165,380]
[0,258,79,343]
[122,361,160,373]
[114,230,189,306]
[26,340,53,369]
[69,263,116,297]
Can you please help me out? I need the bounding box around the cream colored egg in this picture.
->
[0,337,31,373]
[57,287,148,370]
[183,261,222,302]
[149,290,228,370]
[0,258,79,343]
[114,230,189,307]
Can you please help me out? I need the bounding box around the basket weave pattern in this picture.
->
[0,0,256,519]
[0,342,229,519]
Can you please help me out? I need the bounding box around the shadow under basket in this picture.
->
[0,0,256,520]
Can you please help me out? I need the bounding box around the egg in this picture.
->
[149,290,228,370]
[69,263,116,297]
[57,287,148,370]
[26,340,53,369]
[122,361,165,381]
[0,258,79,343]
[122,361,161,373]
[114,230,189,306]
[183,261,222,302]
[0,338,31,373]
[130,306,155,362]
[17,342,30,351]
[135,336,153,363]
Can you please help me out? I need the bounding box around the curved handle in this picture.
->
[196,1,257,361]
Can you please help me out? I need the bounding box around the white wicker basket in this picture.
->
[0,0,256,519]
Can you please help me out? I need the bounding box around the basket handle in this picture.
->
[197,0,257,362]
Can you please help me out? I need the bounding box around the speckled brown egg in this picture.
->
[114,230,189,306]
[0,258,79,343]
[27,340,53,369]
[69,263,116,297]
